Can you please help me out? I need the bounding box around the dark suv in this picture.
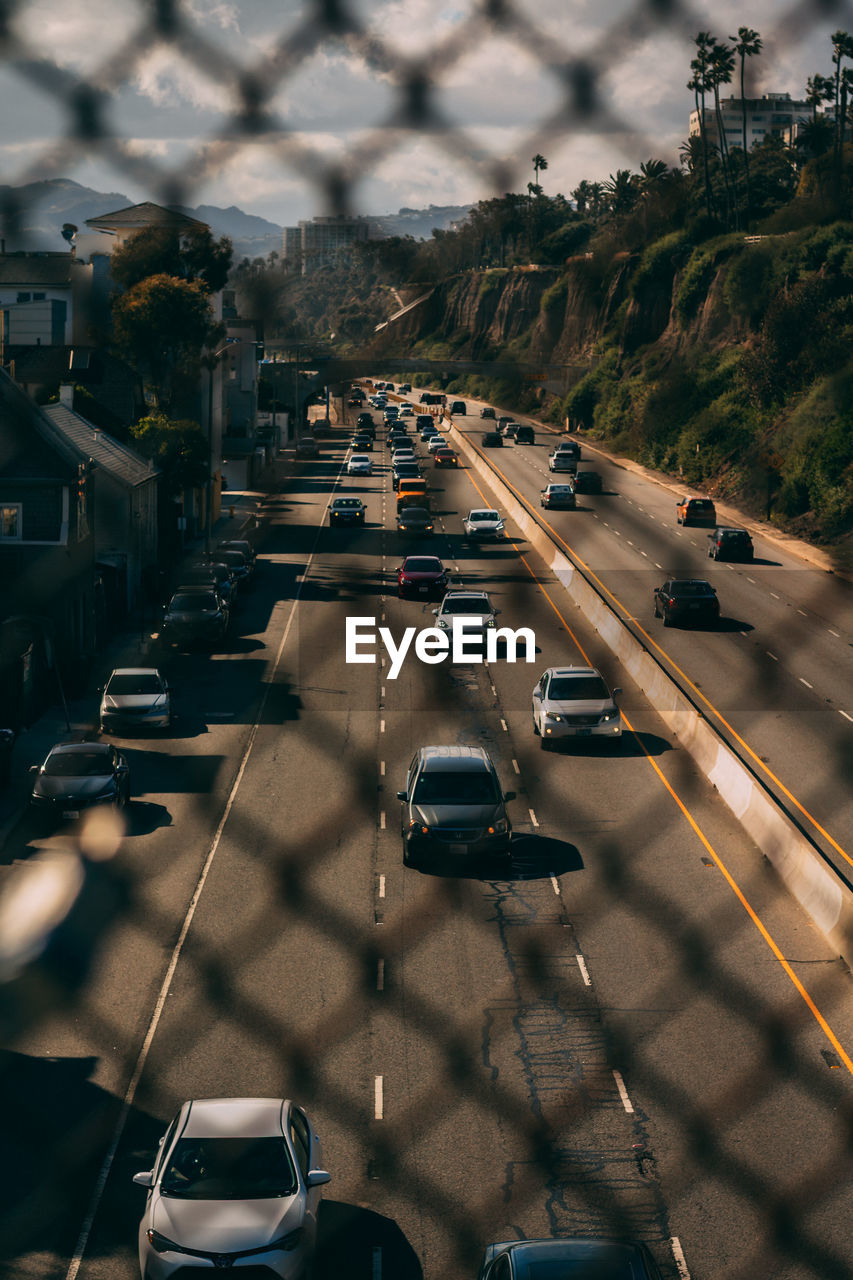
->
[398,746,514,870]
[653,579,720,628]
[162,586,229,647]
[708,526,754,562]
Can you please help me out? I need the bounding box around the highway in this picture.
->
[3,396,853,1280]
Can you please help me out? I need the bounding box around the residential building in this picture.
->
[42,397,160,620]
[0,368,97,723]
[4,345,143,433]
[689,92,812,150]
[0,249,94,347]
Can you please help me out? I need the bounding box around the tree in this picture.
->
[129,413,208,496]
[112,274,218,410]
[708,39,736,227]
[805,73,834,122]
[689,32,717,218]
[603,169,637,216]
[532,154,548,190]
[730,26,762,223]
[572,179,593,214]
[108,225,233,293]
[831,30,853,177]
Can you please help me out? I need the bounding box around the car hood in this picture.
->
[439,614,492,629]
[467,520,501,530]
[102,693,167,712]
[545,697,616,716]
[34,774,114,799]
[401,571,444,582]
[151,1193,302,1253]
[166,608,220,621]
[414,803,500,828]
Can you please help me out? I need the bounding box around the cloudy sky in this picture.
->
[1,0,849,226]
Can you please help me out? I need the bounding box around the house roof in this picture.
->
[42,404,158,489]
[85,202,208,233]
[6,346,142,432]
[0,252,75,286]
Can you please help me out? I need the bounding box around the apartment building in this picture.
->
[689,92,813,150]
[281,215,372,275]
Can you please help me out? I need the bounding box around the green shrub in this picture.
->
[630,230,689,298]
[675,233,740,322]
[722,246,776,325]
[541,276,569,316]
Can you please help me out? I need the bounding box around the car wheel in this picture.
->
[663,611,672,627]
[653,601,660,618]
[402,843,414,868]
[540,734,552,751]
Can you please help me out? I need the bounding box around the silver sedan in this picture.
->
[532,665,622,746]
[133,1097,331,1280]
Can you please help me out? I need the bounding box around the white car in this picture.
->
[532,665,622,747]
[347,453,372,475]
[427,434,449,454]
[463,509,505,540]
[548,450,578,473]
[133,1097,331,1280]
[99,667,171,733]
[433,591,499,643]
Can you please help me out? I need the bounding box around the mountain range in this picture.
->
[0,179,470,259]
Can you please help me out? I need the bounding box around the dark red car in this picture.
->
[397,555,449,599]
[434,448,458,467]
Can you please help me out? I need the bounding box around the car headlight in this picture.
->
[488,819,508,835]
[487,618,495,627]
[437,619,449,630]
[544,711,563,722]
[408,821,429,834]
[147,1230,183,1254]
[270,1228,304,1252]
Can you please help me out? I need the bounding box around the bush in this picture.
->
[674,234,740,322]
[722,245,776,326]
[630,230,689,299]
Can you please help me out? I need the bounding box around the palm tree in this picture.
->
[531,154,548,191]
[572,179,593,214]
[805,73,834,122]
[708,40,736,227]
[690,33,717,217]
[603,169,637,215]
[638,158,669,193]
[588,182,605,218]
[730,26,762,223]
[831,31,853,161]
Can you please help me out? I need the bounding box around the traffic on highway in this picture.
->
[4,379,853,1280]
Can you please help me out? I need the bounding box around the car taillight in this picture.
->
[668,598,676,606]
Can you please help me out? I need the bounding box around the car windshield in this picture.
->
[671,582,714,596]
[160,1137,298,1200]
[107,674,163,695]
[548,676,609,701]
[334,499,361,508]
[44,751,111,777]
[351,456,370,463]
[405,559,442,572]
[470,511,499,521]
[413,770,499,805]
[399,510,428,521]
[548,487,572,495]
[442,597,490,615]
[170,593,217,611]
[519,1258,646,1279]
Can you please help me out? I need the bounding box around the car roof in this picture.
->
[668,578,714,588]
[545,665,600,678]
[183,1097,287,1138]
[48,741,112,756]
[419,745,492,771]
[108,667,161,677]
[398,507,429,516]
[333,497,362,504]
[469,508,499,516]
[716,525,749,534]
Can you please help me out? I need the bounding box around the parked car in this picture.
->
[708,526,754,561]
[398,745,514,870]
[540,483,576,510]
[347,454,373,475]
[572,469,602,493]
[100,667,171,734]
[329,497,366,526]
[482,432,502,448]
[217,538,256,567]
[132,1097,330,1280]
[676,495,716,526]
[515,425,535,444]
[162,587,229,647]
[450,400,467,415]
[29,741,130,825]
[480,406,496,419]
[653,578,720,627]
[397,555,448,599]
[396,507,434,536]
[463,509,505,540]
[213,549,252,589]
[477,1238,663,1280]
[180,561,237,606]
[532,665,622,747]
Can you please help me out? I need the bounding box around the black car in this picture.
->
[653,578,720,627]
[180,561,237,605]
[477,1238,663,1280]
[312,417,332,436]
[398,746,514,870]
[351,435,373,451]
[29,741,130,825]
[212,548,252,587]
[330,497,366,526]
[479,406,496,419]
[708,526,754,561]
[515,425,535,444]
[295,436,319,458]
[572,469,603,493]
[415,414,434,432]
[393,463,422,490]
[356,412,374,429]
[396,507,434,536]
[450,400,467,415]
[217,538,256,567]
[482,432,502,447]
[162,587,229,646]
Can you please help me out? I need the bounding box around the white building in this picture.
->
[689,92,813,150]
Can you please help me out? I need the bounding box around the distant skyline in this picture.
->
[0,1,847,227]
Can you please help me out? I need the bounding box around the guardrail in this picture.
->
[446,416,853,970]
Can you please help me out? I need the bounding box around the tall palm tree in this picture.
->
[831,31,853,162]
[532,154,548,191]
[805,73,834,122]
[690,33,717,218]
[708,40,736,227]
[638,158,669,193]
[603,169,637,215]
[572,179,593,214]
[588,182,605,218]
[730,26,762,223]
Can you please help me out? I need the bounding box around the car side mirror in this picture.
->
[653,586,660,593]
[117,763,129,774]
[533,687,542,698]
[503,790,516,802]
[132,1171,154,1188]
[306,1169,332,1189]
[432,608,439,615]
[29,764,39,773]
[396,790,407,801]
[612,687,622,696]
[494,609,501,615]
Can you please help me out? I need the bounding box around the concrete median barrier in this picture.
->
[446,416,853,968]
